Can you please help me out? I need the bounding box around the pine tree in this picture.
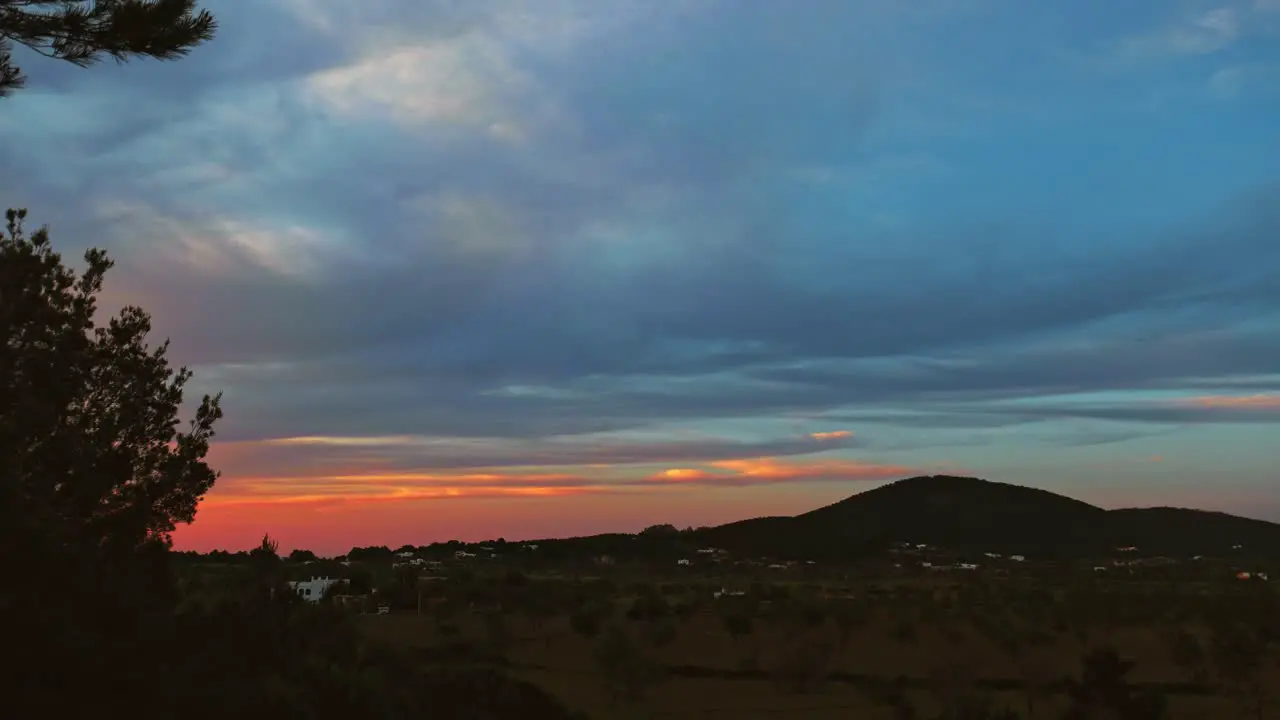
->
[0,0,216,96]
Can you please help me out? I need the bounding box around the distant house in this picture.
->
[676,559,691,566]
[1258,572,1269,581]
[1237,572,1252,581]
[1093,566,1108,572]
[697,548,717,554]
[396,551,415,559]
[984,553,1002,559]
[289,576,340,603]
[957,563,979,570]
[1009,555,1026,562]
[454,550,476,559]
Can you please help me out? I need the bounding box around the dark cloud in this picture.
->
[3,0,1279,452]
[215,431,864,475]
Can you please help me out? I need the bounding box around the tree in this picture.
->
[593,625,662,703]
[723,611,754,642]
[1210,623,1274,720]
[1062,647,1168,720]
[1164,626,1208,686]
[2,208,223,713]
[0,0,217,96]
[288,548,319,563]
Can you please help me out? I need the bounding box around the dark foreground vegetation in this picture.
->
[184,538,1280,719]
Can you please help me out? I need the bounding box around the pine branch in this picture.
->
[0,0,216,96]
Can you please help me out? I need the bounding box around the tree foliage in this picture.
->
[0,0,216,96]
[1,208,224,712]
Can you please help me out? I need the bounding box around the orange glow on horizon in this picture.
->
[179,432,923,553]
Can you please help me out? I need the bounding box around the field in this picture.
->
[350,570,1280,719]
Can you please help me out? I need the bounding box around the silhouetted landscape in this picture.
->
[689,476,1280,561]
[156,475,1280,719]
[5,2,1279,719]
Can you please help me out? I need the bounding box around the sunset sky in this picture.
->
[3,1,1278,555]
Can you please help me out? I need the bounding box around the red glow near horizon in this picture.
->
[170,440,917,555]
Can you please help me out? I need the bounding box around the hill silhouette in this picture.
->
[689,475,1280,561]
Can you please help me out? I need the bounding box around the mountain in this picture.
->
[690,475,1280,560]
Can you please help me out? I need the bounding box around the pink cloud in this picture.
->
[1182,394,1280,409]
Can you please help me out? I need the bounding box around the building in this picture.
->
[289,576,340,603]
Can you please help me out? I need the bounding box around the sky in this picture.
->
[2,0,1279,555]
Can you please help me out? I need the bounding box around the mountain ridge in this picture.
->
[686,475,1280,560]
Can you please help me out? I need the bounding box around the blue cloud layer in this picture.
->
[3,0,1279,508]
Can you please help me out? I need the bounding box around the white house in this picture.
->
[396,551,415,559]
[455,550,476,559]
[1009,555,1026,562]
[289,576,340,603]
[676,559,691,566]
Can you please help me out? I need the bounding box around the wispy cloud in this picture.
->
[1183,394,1280,409]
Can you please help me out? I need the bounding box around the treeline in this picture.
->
[179,524,718,566]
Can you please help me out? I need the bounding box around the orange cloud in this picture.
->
[653,468,718,482]
[202,484,600,510]
[1182,394,1280,409]
[810,430,853,441]
[203,469,601,508]
[648,457,911,485]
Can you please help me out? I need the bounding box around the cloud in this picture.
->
[810,430,854,441]
[203,452,914,509]
[1207,63,1280,99]
[3,0,1279,532]
[212,430,865,478]
[1183,394,1280,409]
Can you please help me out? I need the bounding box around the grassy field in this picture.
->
[353,574,1278,719]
